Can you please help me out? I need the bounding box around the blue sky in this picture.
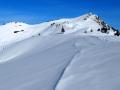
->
[0,0,119,29]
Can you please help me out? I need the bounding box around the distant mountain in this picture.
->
[0,13,119,45]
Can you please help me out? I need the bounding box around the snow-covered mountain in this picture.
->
[0,13,120,90]
[0,13,119,45]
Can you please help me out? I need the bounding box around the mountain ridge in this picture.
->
[0,13,119,46]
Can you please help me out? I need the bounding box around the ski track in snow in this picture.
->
[54,38,92,90]
[54,47,80,90]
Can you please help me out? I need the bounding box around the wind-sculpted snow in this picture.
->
[55,36,120,90]
[0,35,120,90]
[0,35,77,90]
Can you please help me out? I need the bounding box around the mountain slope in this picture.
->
[55,36,120,90]
[0,13,120,90]
[0,13,119,46]
[0,35,120,90]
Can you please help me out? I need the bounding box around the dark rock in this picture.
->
[14,31,20,33]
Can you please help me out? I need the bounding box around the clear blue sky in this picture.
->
[0,0,119,29]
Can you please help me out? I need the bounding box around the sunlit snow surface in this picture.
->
[0,13,120,90]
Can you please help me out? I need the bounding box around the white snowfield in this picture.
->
[0,13,120,90]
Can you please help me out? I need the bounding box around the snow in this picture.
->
[0,13,120,90]
[0,35,77,90]
[55,36,120,90]
[0,13,117,46]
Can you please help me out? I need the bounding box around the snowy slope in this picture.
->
[0,35,120,90]
[55,36,120,90]
[0,13,120,90]
[0,13,119,46]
